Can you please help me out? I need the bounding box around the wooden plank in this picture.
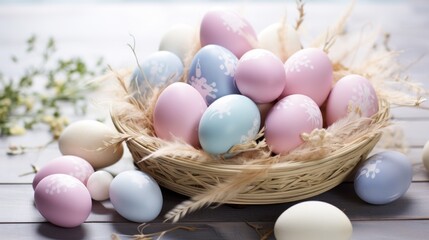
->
[0,220,429,240]
[2,182,429,224]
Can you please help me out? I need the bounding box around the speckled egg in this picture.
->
[281,48,333,106]
[258,22,301,61]
[200,10,257,58]
[129,51,183,97]
[265,94,322,154]
[32,155,94,190]
[354,151,412,205]
[235,49,286,104]
[153,82,207,147]
[199,94,260,155]
[109,170,163,222]
[325,74,379,126]
[34,174,92,228]
[188,45,239,105]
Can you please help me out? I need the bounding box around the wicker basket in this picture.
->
[111,98,389,205]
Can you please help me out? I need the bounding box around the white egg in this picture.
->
[275,201,353,240]
[86,171,114,201]
[58,120,124,169]
[258,22,301,61]
[159,24,196,63]
[422,140,429,171]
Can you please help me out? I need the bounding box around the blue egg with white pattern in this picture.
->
[188,44,240,105]
[354,151,412,205]
[129,51,183,97]
[199,94,260,155]
[109,170,163,222]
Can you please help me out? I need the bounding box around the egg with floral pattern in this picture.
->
[199,94,260,155]
[281,48,333,106]
[188,45,239,105]
[265,94,322,154]
[354,151,412,205]
[200,10,257,58]
[325,74,379,126]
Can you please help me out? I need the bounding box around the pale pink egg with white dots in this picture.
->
[325,74,379,126]
[235,49,286,104]
[265,94,323,155]
[200,10,257,58]
[34,174,92,228]
[32,155,94,190]
[281,48,333,106]
[153,82,207,147]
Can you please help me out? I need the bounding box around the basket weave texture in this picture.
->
[111,99,389,205]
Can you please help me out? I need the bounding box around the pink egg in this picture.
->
[325,74,379,126]
[153,82,207,147]
[281,48,333,106]
[200,10,257,58]
[32,155,94,190]
[34,174,92,228]
[235,49,286,103]
[265,94,323,154]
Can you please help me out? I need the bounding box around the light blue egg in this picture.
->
[188,44,240,105]
[109,170,163,222]
[199,94,260,155]
[354,151,412,205]
[129,51,183,96]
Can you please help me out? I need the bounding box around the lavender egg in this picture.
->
[354,151,412,205]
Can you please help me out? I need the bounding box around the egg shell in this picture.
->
[32,155,94,190]
[199,94,260,155]
[86,170,113,201]
[159,24,196,63]
[58,120,124,169]
[235,49,286,103]
[109,170,163,222]
[422,141,429,171]
[258,22,301,61]
[188,45,239,105]
[265,94,322,154]
[153,82,207,147]
[281,48,333,106]
[325,74,379,126]
[354,151,412,205]
[274,201,353,240]
[34,174,92,228]
[200,10,257,58]
[129,51,183,97]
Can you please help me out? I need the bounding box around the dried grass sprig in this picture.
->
[294,0,305,31]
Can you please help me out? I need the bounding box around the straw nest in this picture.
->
[107,1,426,222]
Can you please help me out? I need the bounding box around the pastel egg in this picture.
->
[265,94,322,154]
[58,120,124,169]
[34,174,92,228]
[258,22,302,61]
[32,155,94,190]
[325,74,379,126]
[354,151,412,205]
[109,170,163,222]
[153,82,207,147]
[129,51,183,96]
[200,10,257,58]
[188,45,239,105]
[159,24,196,63]
[199,94,260,155]
[281,48,333,106]
[86,170,113,201]
[235,49,286,103]
[275,201,353,240]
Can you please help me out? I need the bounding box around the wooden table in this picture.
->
[1,1,428,239]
